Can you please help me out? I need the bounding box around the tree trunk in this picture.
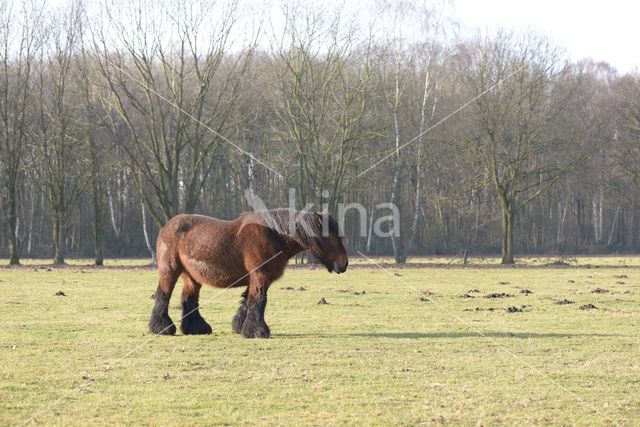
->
[53,213,65,265]
[593,190,603,243]
[390,167,406,264]
[92,189,104,266]
[107,183,121,239]
[366,205,375,253]
[556,199,568,246]
[501,208,515,264]
[607,206,620,246]
[6,186,20,265]
[408,66,434,253]
[141,201,156,264]
[408,178,421,252]
[390,63,406,264]
[90,142,104,266]
[27,190,35,255]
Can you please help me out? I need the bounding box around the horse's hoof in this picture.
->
[241,322,270,339]
[149,316,177,335]
[181,317,213,335]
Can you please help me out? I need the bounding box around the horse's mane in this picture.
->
[250,208,338,254]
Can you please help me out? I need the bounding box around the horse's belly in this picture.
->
[185,258,248,288]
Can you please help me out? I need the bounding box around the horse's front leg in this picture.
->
[240,273,270,339]
[231,287,248,334]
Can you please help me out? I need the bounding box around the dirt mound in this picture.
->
[484,293,512,299]
[546,257,577,267]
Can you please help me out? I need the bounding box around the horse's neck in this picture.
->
[266,210,317,248]
[281,234,307,258]
[246,209,318,257]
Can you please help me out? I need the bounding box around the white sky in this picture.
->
[453,0,640,73]
[41,0,640,74]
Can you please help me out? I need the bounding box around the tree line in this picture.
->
[0,0,639,265]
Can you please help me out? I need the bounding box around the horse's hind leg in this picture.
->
[231,287,248,334]
[180,275,212,335]
[149,269,180,335]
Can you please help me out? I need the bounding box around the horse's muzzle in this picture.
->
[334,257,348,274]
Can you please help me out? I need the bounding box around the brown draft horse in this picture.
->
[149,209,348,338]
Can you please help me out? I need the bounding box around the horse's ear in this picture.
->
[313,211,328,238]
[315,210,330,220]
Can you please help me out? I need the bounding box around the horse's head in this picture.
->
[309,212,349,274]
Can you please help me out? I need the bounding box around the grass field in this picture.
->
[1,258,639,425]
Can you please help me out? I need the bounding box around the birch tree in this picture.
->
[371,1,446,263]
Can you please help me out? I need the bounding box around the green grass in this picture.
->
[1,259,639,425]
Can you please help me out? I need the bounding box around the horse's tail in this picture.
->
[156,215,190,274]
[176,217,192,235]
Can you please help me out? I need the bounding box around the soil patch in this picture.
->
[484,293,513,299]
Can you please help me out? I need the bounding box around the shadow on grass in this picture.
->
[275,331,621,339]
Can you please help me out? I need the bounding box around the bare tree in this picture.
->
[0,1,42,264]
[29,3,85,264]
[368,1,446,262]
[612,74,640,206]
[76,12,105,265]
[271,3,373,213]
[94,0,255,226]
[460,31,575,264]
